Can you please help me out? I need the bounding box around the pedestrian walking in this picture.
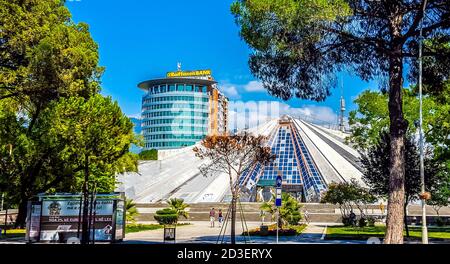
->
[304,209,310,224]
[218,209,223,227]
[209,208,216,228]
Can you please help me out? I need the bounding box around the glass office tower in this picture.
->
[138,71,228,150]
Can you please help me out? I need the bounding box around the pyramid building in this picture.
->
[239,115,363,202]
[117,116,364,203]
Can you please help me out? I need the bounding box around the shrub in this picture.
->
[167,198,189,220]
[321,180,376,221]
[286,211,302,226]
[342,216,352,226]
[242,227,299,236]
[125,199,139,223]
[154,208,178,225]
[436,217,446,227]
[358,217,367,227]
[260,192,303,227]
[367,217,376,227]
[139,149,158,160]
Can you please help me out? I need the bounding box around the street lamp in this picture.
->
[418,0,429,244]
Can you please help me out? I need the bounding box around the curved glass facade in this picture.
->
[141,81,211,150]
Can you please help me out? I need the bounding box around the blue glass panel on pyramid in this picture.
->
[240,116,328,202]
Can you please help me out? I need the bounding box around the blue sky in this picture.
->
[67,0,379,125]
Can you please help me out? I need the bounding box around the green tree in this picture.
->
[348,86,449,159]
[167,198,190,221]
[139,149,158,160]
[0,0,102,103]
[126,199,139,223]
[44,94,139,243]
[360,132,445,235]
[321,179,376,226]
[427,185,450,217]
[232,0,450,243]
[260,192,303,227]
[0,0,104,226]
[350,85,450,231]
[0,1,139,234]
[361,132,442,202]
[422,81,450,167]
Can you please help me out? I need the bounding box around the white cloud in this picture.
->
[218,80,266,98]
[227,100,338,131]
[279,103,338,124]
[127,113,142,119]
[243,81,265,92]
[220,83,240,99]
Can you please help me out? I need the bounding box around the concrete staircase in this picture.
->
[135,202,450,224]
[135,203,348,223]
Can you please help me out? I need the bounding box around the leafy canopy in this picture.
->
[44,94,139,192]
[360,131,449,205]
[0,0,103,103]
[167,198,190,220]
[0,0,139,226]
[347,84,450,166]
[231,0,351,101]
[232,0,450,101]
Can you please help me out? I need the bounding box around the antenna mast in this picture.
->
[339,77,345,132]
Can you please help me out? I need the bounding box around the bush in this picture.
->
[342,216,352,226]
[436,217,446,227]
[367,217,376,227]
[154,208,178,225]
[139,149,158,160]
[242,227,300,236]
[358,217,367,227]
[260,192,303,228]
[126,199,139,223]
[287,211,302,226]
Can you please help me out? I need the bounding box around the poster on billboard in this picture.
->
[39,199,114,242]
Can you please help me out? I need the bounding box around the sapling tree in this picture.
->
[193,132,275,244]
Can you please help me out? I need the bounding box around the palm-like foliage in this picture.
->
[126,199,139,223]
[167,198,190,220]
[260,192,303,227]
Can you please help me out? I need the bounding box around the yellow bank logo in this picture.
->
[167,69,212,78]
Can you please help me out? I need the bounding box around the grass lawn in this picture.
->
[125,224,163,234]
[125,223,190,234]
[326,225,450,241]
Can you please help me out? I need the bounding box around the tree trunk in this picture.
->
[384,21,408,243]
[404,202,410,237]
[81,155,90,244]
[230,195,237,244]
[15,191,30,229]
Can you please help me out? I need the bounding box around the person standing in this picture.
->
[218,209,223,227]
[304,209,310,224]
[209,208,216,228]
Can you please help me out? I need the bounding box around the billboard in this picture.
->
[25,201,42,242]
[114,200,125,240]
[39,199,115,242]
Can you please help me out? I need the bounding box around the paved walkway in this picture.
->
[123,221,365,244]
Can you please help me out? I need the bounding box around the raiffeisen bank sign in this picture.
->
[166,69,212,78]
